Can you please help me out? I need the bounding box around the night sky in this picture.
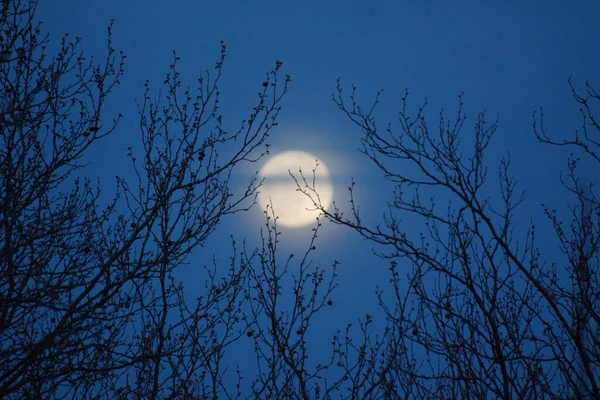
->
[38,0,600,390]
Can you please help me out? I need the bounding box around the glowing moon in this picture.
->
[258,151,333,228]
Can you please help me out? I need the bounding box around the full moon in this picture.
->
[258,151,333,228]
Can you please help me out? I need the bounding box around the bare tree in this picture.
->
[5,1,599,399]
[243,205,405,400]
[297,78,600,399]
[241,208,335,399]
[0,1,290,398]
[0,1,382,398]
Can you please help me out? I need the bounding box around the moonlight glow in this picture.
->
[258,151,333,228]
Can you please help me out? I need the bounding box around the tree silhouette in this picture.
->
[297,77,600,399]
[3,1,599,399]
[0,1,291,398]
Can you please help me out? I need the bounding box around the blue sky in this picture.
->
[38,0,600,389]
